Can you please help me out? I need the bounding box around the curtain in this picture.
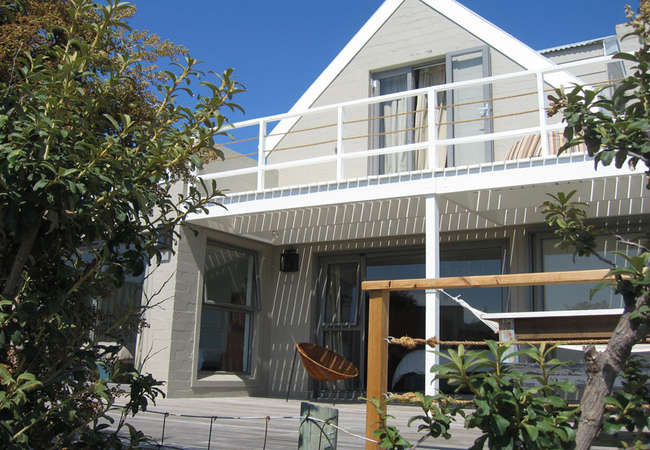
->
[379,74,409,173]
[381,95,409,173]
[414,65,446,169]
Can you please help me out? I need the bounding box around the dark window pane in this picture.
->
[324,263,358,324]
[198,308,251,372]
[540,236,642,310]
[198,243,255,374]
[204,245,254,307]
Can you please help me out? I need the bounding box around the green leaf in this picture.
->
[33,178,49,191]
[493,414,510,435]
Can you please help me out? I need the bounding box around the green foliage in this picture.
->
[431,342,579,450]
[367,397,412,449]
[541,190,599,258]
[602,357,650,447]
[406,392,457,441]
[0,0,243,446]
[547,5,650,188]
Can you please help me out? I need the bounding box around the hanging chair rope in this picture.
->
[435,289,499,333]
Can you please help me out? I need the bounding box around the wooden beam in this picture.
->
[365,289,389,450]
[361,269,612,291]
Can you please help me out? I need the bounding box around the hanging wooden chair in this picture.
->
[295,342,359,382]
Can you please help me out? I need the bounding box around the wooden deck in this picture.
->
[106,395,481,449]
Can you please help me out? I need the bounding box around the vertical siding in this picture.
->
[264,226,536,397]
[267,0,488,187]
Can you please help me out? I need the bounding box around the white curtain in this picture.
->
[414,65,446,169]
[381,95,409,173]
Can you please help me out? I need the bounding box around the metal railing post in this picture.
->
[337,105,344,181]
[427,87,438,170]
[537,72,550,157]
[257,119,266,191]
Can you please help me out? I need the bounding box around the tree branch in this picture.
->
[575,289,650,449]
[2,218,40,300]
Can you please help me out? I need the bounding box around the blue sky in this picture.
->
[128,0,632,122]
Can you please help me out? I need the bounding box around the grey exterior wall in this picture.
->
[263,0,616,189]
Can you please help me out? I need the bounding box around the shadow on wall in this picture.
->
[268,248,316,397]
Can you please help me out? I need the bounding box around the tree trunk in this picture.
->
[575,290,649,450]
[1,219,40,300]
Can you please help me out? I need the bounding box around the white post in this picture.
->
[425,194,441,395]
[536,72,550,157]
[257,119,266,191]
[427,87,438,170]
[336,105,344,182]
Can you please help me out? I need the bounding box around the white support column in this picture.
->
[336,105,344,181]
[427,87,438,170]
[425,194,441,395]
[536,72,550,157]
[257,119,266,191]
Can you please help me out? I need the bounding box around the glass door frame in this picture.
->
[369,67,416,175]
[445,46,493,166]
[317,254,366,397]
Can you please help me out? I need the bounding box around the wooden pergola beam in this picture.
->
[362,268,618,447]
[361,268,612,292]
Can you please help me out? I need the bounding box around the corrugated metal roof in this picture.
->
[539,35,614,54]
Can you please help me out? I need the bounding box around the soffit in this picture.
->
[192,174,649,246]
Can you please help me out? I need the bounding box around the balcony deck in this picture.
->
[187,55,648,244]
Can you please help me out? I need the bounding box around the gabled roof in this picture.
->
[267,0,582,150]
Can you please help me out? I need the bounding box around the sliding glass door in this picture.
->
[316,243,505,396]
[446,47,493,166]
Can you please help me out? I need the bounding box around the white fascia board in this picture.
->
[265,0,406,151]
[186,159,644,221]
[265,0,581,153]
[484,309,624,320]
[422,0,581,87]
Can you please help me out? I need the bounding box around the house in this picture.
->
[132,0,648,399]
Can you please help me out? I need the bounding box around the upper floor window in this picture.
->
[370,47,493,174]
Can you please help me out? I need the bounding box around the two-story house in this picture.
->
[132,0,648,399]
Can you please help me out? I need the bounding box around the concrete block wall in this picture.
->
[165,226,276,398]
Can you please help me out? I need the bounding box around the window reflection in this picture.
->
[197,243,255,374]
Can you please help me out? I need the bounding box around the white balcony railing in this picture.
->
[200,55,616,194]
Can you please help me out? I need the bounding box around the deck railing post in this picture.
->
[337,105,344,181]
[536,71,550,158]
[427,87,438,170]
[257,119,266,191]
[365,289,390,450]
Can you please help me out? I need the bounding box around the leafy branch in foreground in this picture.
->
[547,5,650,188]
[0,0,243,447]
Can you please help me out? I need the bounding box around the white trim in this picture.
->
[264,0,405,151]
[264,0,580,153]
[187,161,646,221]
[559,344,650,353]
[483,309,624,320]
[425,195,440,396]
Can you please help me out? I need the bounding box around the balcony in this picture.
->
[187,54,647,234]
[202,56,622,191]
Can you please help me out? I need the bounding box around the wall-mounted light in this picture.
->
[280,248,299,272]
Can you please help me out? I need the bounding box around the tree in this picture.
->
[545,3,650,448]
[0,0,243,447]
